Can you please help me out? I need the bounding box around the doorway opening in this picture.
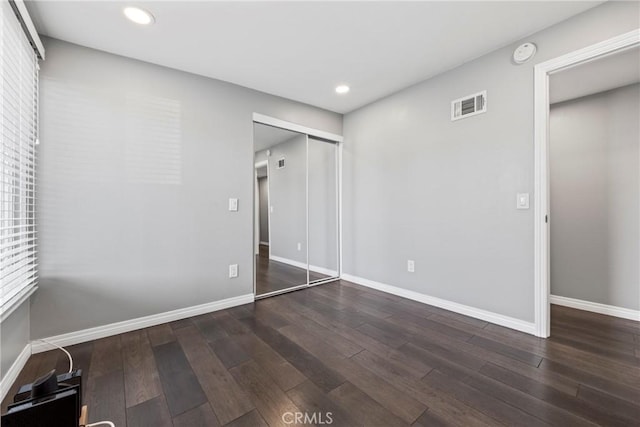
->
[534,29,640,337]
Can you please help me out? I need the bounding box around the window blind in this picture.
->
[0,0,39,318]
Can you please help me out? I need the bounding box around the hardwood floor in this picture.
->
[255,244,328,296]
[3,281,639,426]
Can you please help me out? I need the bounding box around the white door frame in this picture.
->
[253,113,344,144]
[533,29,640,338]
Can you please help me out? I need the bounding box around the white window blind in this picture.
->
[0,0,39,319]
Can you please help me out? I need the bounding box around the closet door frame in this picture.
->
[252,113,343,300]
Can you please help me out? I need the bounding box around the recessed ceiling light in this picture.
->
[335,85,350,94]
[124,7,155,25]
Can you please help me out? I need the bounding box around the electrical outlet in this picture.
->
[229,264,238,278]
[407,260,415,273]
[228,198,238,211]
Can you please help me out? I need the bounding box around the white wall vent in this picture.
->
[277,158,286,169]
[451,91,487,121]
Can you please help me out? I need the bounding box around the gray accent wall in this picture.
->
[32,38,341,339]
[1,303,30,384]
[342,1,640,322]
[550,84,639,310]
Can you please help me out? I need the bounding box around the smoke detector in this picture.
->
[513,42,537,64]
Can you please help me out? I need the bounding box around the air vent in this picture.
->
[277,158,285,169]
[451,91,487,121]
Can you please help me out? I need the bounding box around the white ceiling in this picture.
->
[26,1,603,114]
[550,46,640,104]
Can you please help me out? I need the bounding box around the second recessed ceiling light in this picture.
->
[124,7,155,25]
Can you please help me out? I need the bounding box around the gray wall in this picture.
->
[266,135,308,265]
[258,177,269,243]
[254,150,267,164]
[33,38,341,339]
[1,304,30,384]
[342,1,640,322]
[550,84,639,310]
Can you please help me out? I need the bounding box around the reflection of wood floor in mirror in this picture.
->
[256,244,329,296]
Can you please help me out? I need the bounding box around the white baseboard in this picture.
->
[341,274,536,335]
[550,295,640,321]
[31,293,254,353]
[310,265,339,277]
[1,343,31,402]
[259,241,270,246]
[270,254,306,269]
[270,255,339,278]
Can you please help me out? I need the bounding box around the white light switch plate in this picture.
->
[229,264,238,278]
[516,193,529,210]
[229,198,238,211]
[407,260,415,273]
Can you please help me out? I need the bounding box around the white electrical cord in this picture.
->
[38,338,73,373]
[86,422,115,427]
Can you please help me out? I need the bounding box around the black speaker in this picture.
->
[1,388,79,427]
[1,369,83,427]
[13,370,83,404]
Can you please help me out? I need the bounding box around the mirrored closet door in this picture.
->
[308,137,339,285]
[253,120,340,298]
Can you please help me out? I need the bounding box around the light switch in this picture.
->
[228,198,238,211]
[516,193,529,210]
[407,260,415,273]
[297,243,302,251]
[270,206,273,213]
[229,264,238,278]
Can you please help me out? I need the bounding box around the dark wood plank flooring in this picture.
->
[255,244,328,296]
[3,281,639,426]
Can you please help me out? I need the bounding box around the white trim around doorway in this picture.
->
[533,29,640,338]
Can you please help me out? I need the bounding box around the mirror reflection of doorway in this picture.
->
[253,118,341,298]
